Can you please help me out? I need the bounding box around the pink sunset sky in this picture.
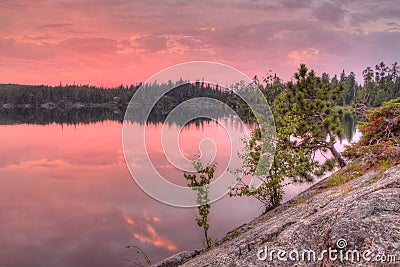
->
[0,0,399,86]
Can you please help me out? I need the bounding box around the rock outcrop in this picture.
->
[153,164,400,266]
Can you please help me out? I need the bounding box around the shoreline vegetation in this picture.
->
[154,98,400,266]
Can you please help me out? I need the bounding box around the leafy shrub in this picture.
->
[343,98,400,170]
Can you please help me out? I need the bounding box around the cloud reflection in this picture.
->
[124,210,178,252]
[134,224,178,252]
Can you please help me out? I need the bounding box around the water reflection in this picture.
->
[0,107,124,125]
[0,103,242,126]
[0,120,261,267]
[341,112,357,142]
[0,113,359,267]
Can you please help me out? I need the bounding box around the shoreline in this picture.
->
[153,163,400,266]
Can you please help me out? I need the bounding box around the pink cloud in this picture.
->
[288,48,320,64]
[0,0,398,85]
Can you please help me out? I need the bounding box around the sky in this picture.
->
[0,0,399,86]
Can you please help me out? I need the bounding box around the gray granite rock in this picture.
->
[153,164,400,267]
[152,250,200,267]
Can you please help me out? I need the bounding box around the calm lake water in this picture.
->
[0,115,358,267]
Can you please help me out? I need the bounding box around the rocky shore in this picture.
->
[154,164,400,266]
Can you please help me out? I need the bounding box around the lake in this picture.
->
[0,113,358,267]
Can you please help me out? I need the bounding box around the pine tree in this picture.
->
[230,65,346,212]
[284,64,346,167]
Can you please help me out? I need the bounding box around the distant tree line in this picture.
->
[326,61,400,107]
[0,80,245,108]
[132,80,254,123]
[1,61,399,124]
[1,61,399,109]
[0,80,254,124]
[0,83,139,106]
[257,61,400,108]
